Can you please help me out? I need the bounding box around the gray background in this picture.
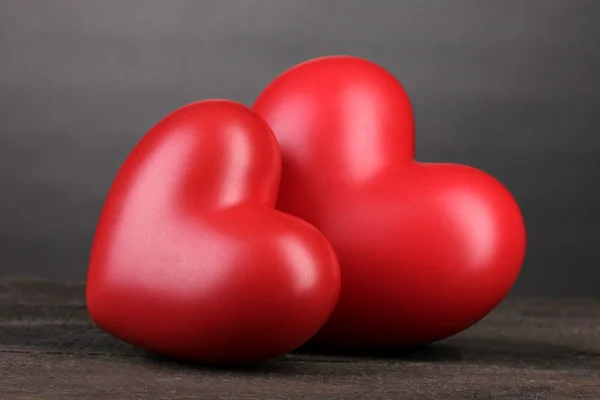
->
[1,0,598,295]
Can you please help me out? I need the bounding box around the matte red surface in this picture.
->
[253,56,527,348]
[86,100,341,364]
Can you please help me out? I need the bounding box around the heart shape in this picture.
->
[86,100,341,363]
[253,56,527,348]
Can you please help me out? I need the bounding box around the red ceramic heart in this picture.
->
[86,100,341,364]
[253,56,527,349]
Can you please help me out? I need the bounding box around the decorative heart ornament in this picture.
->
[253,56,526,348]
[87,100,341,363]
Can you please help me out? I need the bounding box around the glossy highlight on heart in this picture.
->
[86,100,341,364]
[253,56,527,349]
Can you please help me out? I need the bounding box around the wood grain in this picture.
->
[1,279,599,399]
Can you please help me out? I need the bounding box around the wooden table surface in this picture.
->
[1,278,599,399]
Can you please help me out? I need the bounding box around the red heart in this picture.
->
[253,56,527,349]
[86,100,341,363]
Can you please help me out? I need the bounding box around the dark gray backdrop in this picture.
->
[1,1,598,295]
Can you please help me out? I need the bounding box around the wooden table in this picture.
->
[1,279,599,399]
